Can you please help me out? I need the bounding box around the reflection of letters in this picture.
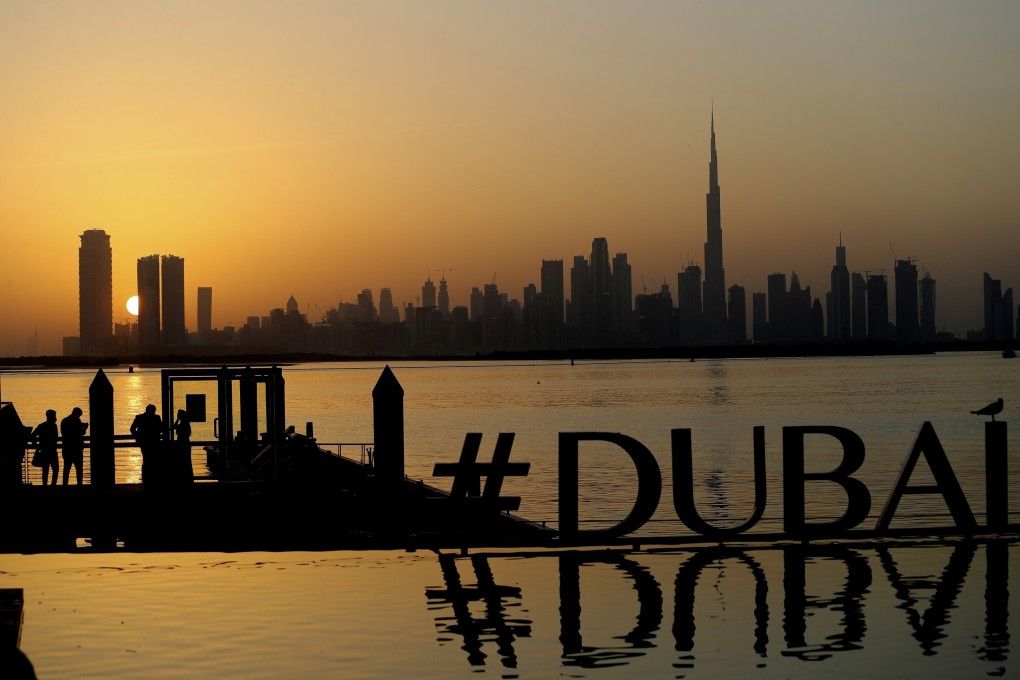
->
[782,426,871,536]
[558,433,662,539]
[426,554,531,668]
[877,541,976,655]
[781,546,871,661]
[980,540,1010,662]
[559,552,663,668]
[673,547,769,671]
[671,427,767,536]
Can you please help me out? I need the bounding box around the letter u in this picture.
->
[671,427,766,537]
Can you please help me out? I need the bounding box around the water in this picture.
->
[1,352,1018,677]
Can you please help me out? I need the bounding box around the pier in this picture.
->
[0,366,552,552]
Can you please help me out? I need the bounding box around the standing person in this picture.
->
[130,404,163,483]
[173,409,194,483]
[31,410,59,486]
[59,407,87,485]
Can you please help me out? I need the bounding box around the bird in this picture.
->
[971,397,1004,421]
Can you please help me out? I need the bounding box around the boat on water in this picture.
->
[0,365,552,552]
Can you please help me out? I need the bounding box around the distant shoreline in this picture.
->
[0,340,1010,368]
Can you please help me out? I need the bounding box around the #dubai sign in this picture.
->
[438,421,1010,541]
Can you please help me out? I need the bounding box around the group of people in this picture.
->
[29,404,193,485]
[29,407,87,486]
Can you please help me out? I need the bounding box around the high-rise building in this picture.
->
[590,238,611,344]
[357,289,376,323]
[752,292,767,342]
[894,259,919,343]
[470,287,484,321]
[438,276,450,318]
[919,274,937,342]
[422,276,436,309]
[827,238,851,342]
[379,288,399,324]
[568,255,593,345]
[703,108,727,340]
[678,264,703,343]
[728,284,746,342]
[784,272,811,341]
[197,287,212,334]
[851,273,868,340]
[541,258,565,348]
[161,255,185,346]
[867,274,889,341]
[610,252,632,338]
[766,273,787,342]
[78,229,113,355]
[983,272,1015,342]
[137,255,161,350]
[541,259,564,328]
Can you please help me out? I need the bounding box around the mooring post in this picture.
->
[986,421,1008,529]
[89,369,115,486]
[372,365,404,482]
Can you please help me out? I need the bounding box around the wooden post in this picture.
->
[89,369,115,486]
[372,365,404,482]
[0,588,24,648]
[986,421,1008,529]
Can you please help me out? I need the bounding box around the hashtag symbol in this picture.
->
[433,433,530,511]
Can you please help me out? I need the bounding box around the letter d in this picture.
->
[559,433,661,541]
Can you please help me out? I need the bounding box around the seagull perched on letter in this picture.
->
[971,397,1004,421]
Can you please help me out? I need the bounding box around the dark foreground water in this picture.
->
[3,538,1015,678]
[1,352,1018,677]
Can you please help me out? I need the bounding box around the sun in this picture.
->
[126,295,139,316]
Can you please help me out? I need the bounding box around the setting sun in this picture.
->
[126,295,139,316]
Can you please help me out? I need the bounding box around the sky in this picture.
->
[0,0,1018,356]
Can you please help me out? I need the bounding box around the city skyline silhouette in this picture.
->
[1,2,1018,355]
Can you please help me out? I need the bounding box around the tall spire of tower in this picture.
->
[703,105,726,341]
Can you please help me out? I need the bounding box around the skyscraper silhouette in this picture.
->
[422,276,436,308]
[851,272,868,340]
[78,229,113,355]
[703,108,727,340]
[894,259,919,343]
[867,274,889,341]
[827,238,851,342]
[919,273,937,342]
[728,284,746,342]
[590,237,612,344]
[137,255,161,350]
[438,275,450,318]
[541,259,564,346]
[610,252,632,338]
[678,264,703,343]
[983,272,1015,342]
[161,255,186,346]
[197,287,212,335]
[766,272,787,341]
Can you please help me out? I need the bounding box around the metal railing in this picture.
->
[21,437,376,484]
[316,442,374,466]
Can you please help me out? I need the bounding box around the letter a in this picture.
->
[876,421,976,532]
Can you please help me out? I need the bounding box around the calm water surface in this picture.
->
[1,353,1018,677]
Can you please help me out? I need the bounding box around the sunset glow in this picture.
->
[1,1,1018,355]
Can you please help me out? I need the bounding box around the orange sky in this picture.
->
[1,1,1018,355]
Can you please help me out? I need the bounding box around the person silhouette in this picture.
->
[131,404,163,483]
[173,409,194,483]
[31,409,59,486]
[59,407,87,485]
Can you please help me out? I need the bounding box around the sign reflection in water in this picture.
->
[426,538,1011,675]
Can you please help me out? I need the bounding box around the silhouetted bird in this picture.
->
[971,397,1004,421]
